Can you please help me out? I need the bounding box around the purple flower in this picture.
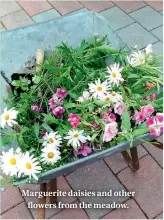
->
[49,95,63,109]
[145,93,157,102]
[152,92,157,101]
[145,95,151,101]
[56,88,68,99]
[49,98,56,109]
[73,144,92,157]
[52,106,65,118]
[31,104,42,112]
[55,63,61,67]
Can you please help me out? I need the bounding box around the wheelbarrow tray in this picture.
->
[0,11,158,184]
[15,133,155,184]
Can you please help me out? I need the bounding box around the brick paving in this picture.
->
[102,199,147,219]
[0,1,163,219]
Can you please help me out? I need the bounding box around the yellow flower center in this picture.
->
[97,86,103,91]
[105,97,110,102]
[139,57,144,63]
[26,162,32,169]
[4,114,9,120]
[112,93,116,96]
[48,138,54,143]
[10,158,16,165]
[73,134,79,138]
[112,72,117,78]
[48,152,54,158]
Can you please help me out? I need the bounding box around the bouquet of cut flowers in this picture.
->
[0,36,163,186]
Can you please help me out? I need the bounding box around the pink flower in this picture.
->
[146,116,155,127]
[102,109,115,123]
[49,95,63,109]
[107,108,112,114]
[73,144,92,156]
[102,113,108,120]
[114,102,125,116]
[52,106,65,118]
[141,104,154,118]
[31,104,42,112]
[156,113,163,125]
[103,121,118,142]
[146,113,163,136]
[56,88,68,99]
[68,113,81,128]
[107,113,116,123]
[133,111,145,123]
[91,122,99,129]
[49,98,56,109]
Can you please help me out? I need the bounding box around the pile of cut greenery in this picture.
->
[0,36,163,185]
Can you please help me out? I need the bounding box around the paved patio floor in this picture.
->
[0,1,163,219]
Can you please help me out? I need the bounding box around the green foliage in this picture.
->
[1,35,163,185]
[11,77,31,91]
[121,112,131,132]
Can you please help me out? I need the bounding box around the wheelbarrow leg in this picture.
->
[130,147,139,171]
[37,183,47,220]
[47,178,58,204]
[121,147,139,171]
[150,140,163,150]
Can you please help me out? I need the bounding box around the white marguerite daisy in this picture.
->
[127,51,145,67]
[0,108,18,129]
[18,152,41,180]
[41,145,61,165]
[145,44,153,55]
[106,63,124,86]
[43,131,62,148]
[109,91,122,103]
[88,78,110,99]
[0,148,21,176]
[98,93,111,108]
[65,129,91,150]
[103,94,111,103]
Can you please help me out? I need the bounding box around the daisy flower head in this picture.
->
[0,148,21,176]
[43,131,62,148]
[106,63,124,86]
[41,145,61,165]
[99,93,111,108]
[88,78,110,99]
[18,152,41,181]
[127,51,145,67]
[0,108,18,129]
[103,94,111,103]
[145,44,153,55]
[65,129,91,150]
[109,91,122,103]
